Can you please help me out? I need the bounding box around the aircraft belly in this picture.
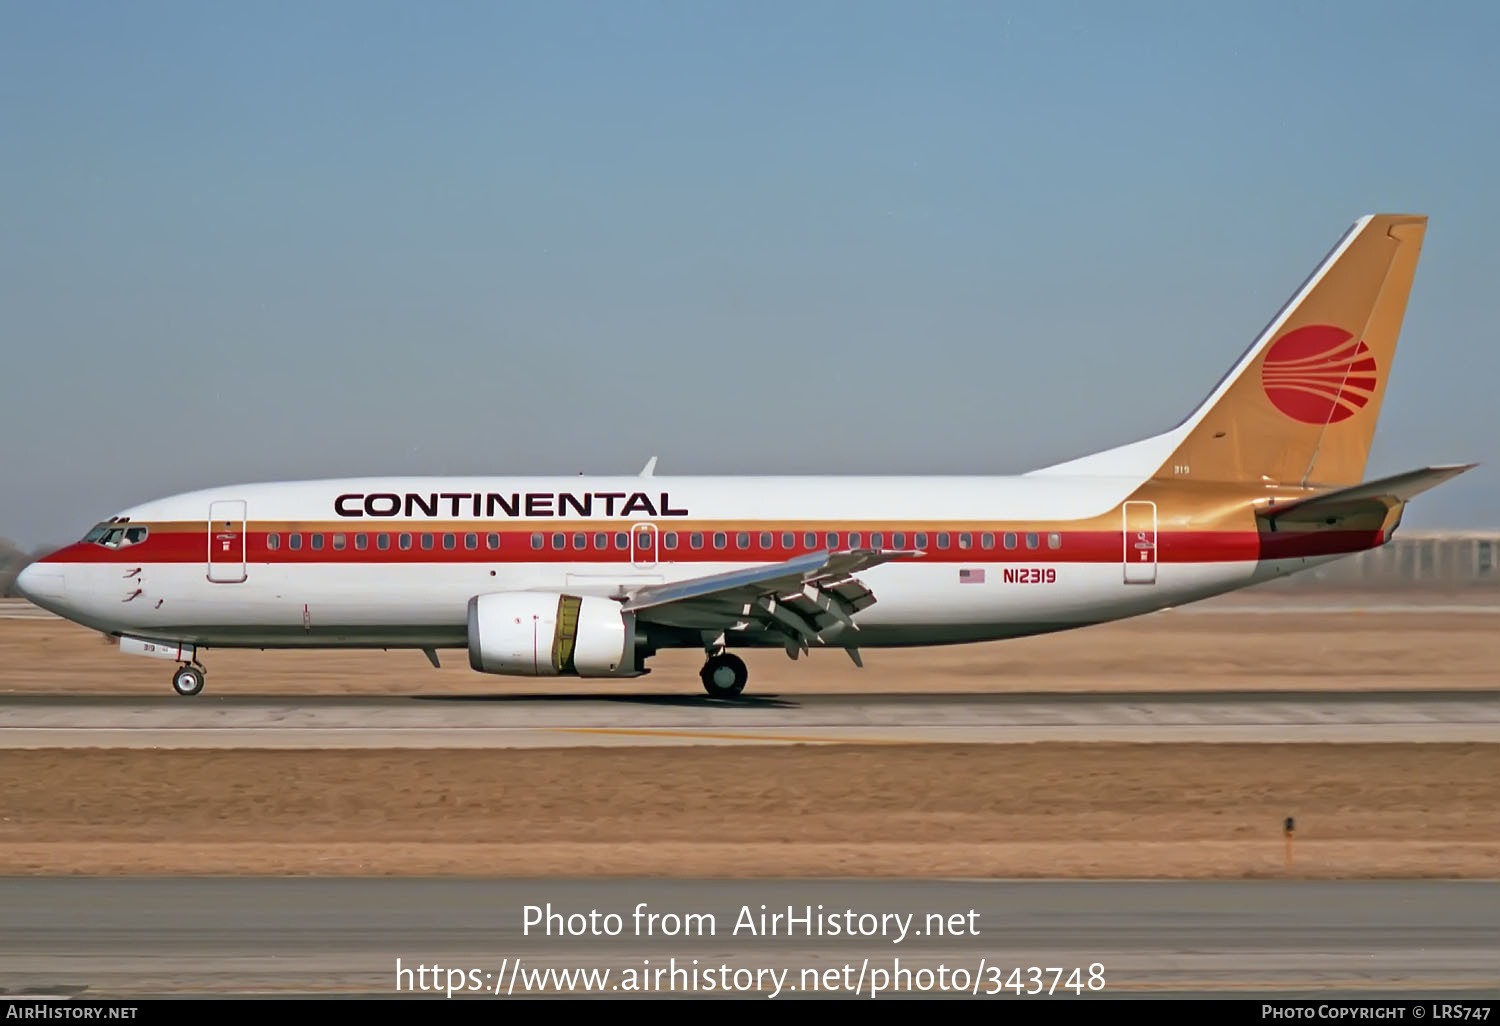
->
[79,558,1260,649]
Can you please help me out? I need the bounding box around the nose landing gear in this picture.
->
[171,663,206,697]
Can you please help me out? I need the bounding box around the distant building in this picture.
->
[1259,530,1500,590]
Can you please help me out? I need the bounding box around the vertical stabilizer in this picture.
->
[1030,214,1427,487]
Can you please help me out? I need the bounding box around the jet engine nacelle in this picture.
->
[466,592,643,677]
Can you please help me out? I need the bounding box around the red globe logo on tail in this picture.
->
[1260,324,1378,424]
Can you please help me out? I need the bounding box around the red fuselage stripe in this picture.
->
[39,527,1385,565]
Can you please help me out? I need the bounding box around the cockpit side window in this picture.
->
[86,522,149,549]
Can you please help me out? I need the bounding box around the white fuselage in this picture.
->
[21,473,1340,653]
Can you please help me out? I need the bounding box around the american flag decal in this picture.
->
[959,568,985,583]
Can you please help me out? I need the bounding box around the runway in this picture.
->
[1,691,1497,747]
[0,878,1495,998]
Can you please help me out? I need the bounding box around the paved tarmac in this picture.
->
[0,691,1496,747]
[0,878,1494,998]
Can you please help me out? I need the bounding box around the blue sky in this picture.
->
[2,1,1497,547]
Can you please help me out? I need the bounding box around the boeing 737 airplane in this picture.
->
[15,213,1475,698]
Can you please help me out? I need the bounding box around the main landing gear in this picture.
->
[171,663,206,697]
[700,652,748,698]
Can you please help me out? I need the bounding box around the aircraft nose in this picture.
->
[14,562,66,603]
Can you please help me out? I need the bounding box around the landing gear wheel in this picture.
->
[172,665,205,697]
[700,653,748,698]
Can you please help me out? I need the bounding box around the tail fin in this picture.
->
[1031,214,1427,487]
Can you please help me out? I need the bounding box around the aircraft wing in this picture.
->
[621,548,923,656]
[1256,464,1476,524]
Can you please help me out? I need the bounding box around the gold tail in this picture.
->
[1153,214,1427,487]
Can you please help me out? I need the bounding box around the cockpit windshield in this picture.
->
[82,522,148,549]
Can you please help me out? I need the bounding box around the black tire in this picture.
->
[700,653,748,698]
[172,665,205,697]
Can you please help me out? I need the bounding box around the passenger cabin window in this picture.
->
[378,534,391,550]
[332,534,346,550]
[1003,532,1017,549]
[289,534,302,551]
[959,532,972,549]
[737,532,749,549]
[443,533,456,550]
[690,532,704,549]
[1048,532,1062,549]
[712,532,727,550]
[915,532,927,548]
[893,532,906,549]
[595,532,609,549]
[615,532,628,550]
[760,532,773,549]
[663,532,677,550]
[572,533,586,550]
[849,532,862,548]
[355,534,368,550]
[936,532,950,549]
[267,534,280,551]
[530,533,543,550]
[804,532,816,549]
[637,532,653,550]
[871,532,884,548]
[310,534,324,550]
[1026,532,1039,549]
[551,533,565,550]
[981,533,994,549]
[399,533,413,550]
[486,533,499,550]
[420,534,434,550]
[466,533,478,550]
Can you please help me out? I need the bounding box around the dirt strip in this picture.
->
[3,744,1496,877]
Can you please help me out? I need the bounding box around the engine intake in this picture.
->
[467,592,643,677]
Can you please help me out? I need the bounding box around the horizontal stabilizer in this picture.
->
[1256,464,1476,522]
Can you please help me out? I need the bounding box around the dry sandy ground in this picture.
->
[2,744,1496,878]
[6,599,1492,881]
[2,606,1497,695]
